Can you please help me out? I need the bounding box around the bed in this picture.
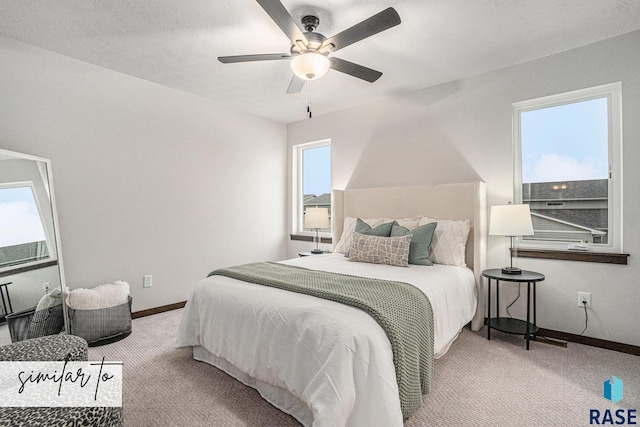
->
[176,182,487,426]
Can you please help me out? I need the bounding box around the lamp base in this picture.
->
[502,267,523,275]
[310,249,324,254]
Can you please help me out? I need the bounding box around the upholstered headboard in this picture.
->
[332,182,487,331]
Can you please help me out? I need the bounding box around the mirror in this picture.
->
[0,148,67,345]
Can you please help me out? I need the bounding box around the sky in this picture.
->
[0,186,47,247]
[521,97,609,183]
[303,144,331,196]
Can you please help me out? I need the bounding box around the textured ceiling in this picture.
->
[1,0,640,124]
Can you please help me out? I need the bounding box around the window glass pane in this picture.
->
[520,97,609,244]
[302,145,331,232]
[0,186,50,268]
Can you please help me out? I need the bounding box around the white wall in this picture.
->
[287,30,640,347]
[0,36,287,312]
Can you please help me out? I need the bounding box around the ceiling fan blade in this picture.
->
[286,75,306,94]
[322,7,401,53]
[329,57,382,83]
[218,53,291,63]
[256,0,308,46]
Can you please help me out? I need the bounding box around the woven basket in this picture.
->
[6,304,65,343]
[67,296,132,346]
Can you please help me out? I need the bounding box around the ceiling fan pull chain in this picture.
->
[307,81,313,118]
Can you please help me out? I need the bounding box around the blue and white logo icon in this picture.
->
[603,376,623,404]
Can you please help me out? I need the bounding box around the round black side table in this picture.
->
[482,269,545,350]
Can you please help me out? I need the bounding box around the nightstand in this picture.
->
[482,268,545,350]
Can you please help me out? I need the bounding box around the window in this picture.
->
[293,140,331,235]
[0,182,51,269]
[513,83,622,252]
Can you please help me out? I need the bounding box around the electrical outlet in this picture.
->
[42,282,50,293]
[143,275,152,288]
[578,292,591,308]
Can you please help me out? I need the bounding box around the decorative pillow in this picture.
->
[35,287,63,311]
[334,216,386,254]
[390,222,437,265]
[348,233,412,267]
[418,217,471,266]
[345,218,397,257]
[383,216,422,231]
[66,280,130,310]
[355,218,396,236]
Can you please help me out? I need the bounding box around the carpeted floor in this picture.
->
[88,309,639,426]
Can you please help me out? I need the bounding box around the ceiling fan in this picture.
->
[218,0,401,94]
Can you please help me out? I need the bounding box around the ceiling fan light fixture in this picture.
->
[290,51,330,81]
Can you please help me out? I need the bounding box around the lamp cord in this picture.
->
[580,302,588,335]
[505,283,521,318]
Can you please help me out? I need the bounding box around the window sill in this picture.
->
[513,248,628,265]
[290,234,333,244]
[0,259,59,278]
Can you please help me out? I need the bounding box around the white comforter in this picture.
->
[175,254,476,427]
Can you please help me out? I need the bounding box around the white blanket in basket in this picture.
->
[66,281,130,310]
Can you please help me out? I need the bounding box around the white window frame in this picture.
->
[292,139,332,236]
[512,82,623,253]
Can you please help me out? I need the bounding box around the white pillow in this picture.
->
[419,217,471,266]
[35,287,63,311]
[334,217,385,253]
[66,280,130,310]
[383,216,422,231]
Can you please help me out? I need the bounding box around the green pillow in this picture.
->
[355,218,396,236]
[345,218,397,257]
[390,222,437,265]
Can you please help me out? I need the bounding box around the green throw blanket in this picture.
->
[208,262,434,419]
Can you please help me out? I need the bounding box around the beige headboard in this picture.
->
[332,182,487,331]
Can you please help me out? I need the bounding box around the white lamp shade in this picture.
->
[489,204,534,236]
[290,52,330,81]
[304,207,330,229]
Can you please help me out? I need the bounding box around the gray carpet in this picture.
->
[88,309,640,426]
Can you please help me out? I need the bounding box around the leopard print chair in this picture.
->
[0,334,123,426]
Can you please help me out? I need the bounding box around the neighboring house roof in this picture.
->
[530,208,608,231]
[303,193,331,206]
[531,212,606,236]
[524,179,608,231]
[523,179,607,200]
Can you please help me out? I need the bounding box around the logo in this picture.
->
[589,376,637,426]
[604,376,624,404]
[0,359,122,407]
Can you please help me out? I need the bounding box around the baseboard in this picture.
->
[538,328,640,357]
[482,318,639,356]
[132,301,186,319]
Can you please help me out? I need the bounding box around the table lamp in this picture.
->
[304,207,330,254]
[489,203,534,274]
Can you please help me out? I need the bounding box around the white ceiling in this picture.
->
[1,0,640,124]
